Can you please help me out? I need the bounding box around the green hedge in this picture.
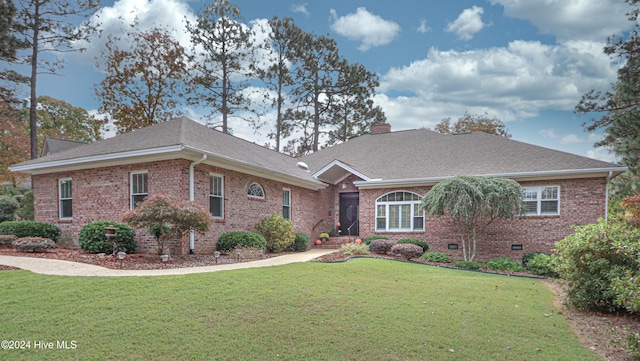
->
[397,238,429,253]
[362,235,388,245]
[486,257,524,272]
[0,221,60,241]
[216,231,267,252]
[290,233,309,252]
[78,221,137,254]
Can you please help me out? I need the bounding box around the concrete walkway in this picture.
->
[0,249,336,277]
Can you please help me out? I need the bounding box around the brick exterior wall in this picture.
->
[357,177,607,262]
[33,160,326,255]
[33,158,608,261]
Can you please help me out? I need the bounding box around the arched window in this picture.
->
[375,191,424,231]
[247,182,265,199]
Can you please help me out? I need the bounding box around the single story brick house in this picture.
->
[10,117,626,260]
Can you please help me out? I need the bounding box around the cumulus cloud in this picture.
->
[330,7,400,51]
[71,0,195,64]
[378,40,616,122]
[490,0,631,42]
[417,19,431,33]
[445,6,486,40]
[291,3,310,16]
[539,128,557,138]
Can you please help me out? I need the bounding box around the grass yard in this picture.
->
[0,258,600,361]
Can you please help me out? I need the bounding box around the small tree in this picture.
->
[622,194,640,227]
[420,176,524,261]
[122,195,212,255]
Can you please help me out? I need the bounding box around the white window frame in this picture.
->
[58,178,72,220]
[247,182,265,199]
[375,191,424,232]
[130,171,148,209]
[523,186,560,216]
[282,188,291,220]
[210,173,224,219]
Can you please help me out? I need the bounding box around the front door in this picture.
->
[339,192,359,236]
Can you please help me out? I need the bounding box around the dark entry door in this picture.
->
[339,192,359,236]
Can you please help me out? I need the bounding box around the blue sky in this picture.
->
[34,0,634,162]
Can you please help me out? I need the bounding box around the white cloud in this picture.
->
[330,7,400,51]
[71,0,196,64]
[379,40,616,121]
[417,19,431,34]
[586,147,617,163]
[291,3,309,16]
[490,0,631,42]
[560,134,584,144]
[539,128,557,138]
[445,6,486,40]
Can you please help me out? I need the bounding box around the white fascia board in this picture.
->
[183,146,326,190]
[353,166,628,189]
[312,160,372,182]
[9,145,185,174]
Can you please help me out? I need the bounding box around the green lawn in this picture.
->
[0,258,600,361]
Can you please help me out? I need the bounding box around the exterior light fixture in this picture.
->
[160,254,169,267]
[117,251,126,268]
[258,249,264,259]
[214,251,220,264]
[235,249,241,262]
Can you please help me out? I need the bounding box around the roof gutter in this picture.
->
[189,153,207,254]
[353,166,628,189]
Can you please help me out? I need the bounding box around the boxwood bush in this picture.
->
[397,238,429,253]
[522,252,545,268]
[362,235,388,245]
[290,233,309,252]
[78,221,137,254]
[216,231,267,252]
[420,252,451,263]
[0,221,60,241]
[486,256,525,272]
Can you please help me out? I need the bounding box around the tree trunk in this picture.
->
[29,1,40,159]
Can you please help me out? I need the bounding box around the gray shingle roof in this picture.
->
[13,117,321,187]
[301,128,624,182]
[40,137,86,156]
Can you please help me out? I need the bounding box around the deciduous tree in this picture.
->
[13,0,99,158]
[95,27,188,133]
[420,176,524,261]
[186,0,254,134]
[575,0,640,174]
[434,112,511,138]
[122,195,212,255]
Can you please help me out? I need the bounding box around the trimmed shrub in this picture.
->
[522,252,545,268]
[290,233,309,252]
[0,221,60,241]
[391,243,424,260]
[78,221,137,254]
[454,260,484,270]
[526,253,558,277]
[362,235,388,245]
[397,238,429,253]
[12,237,56,252]
[486,257,525,272]
[420,252,451,263]
[216,231,267,252]
[0,234,17,246]
[254,215,295,252]
[369,239,395,254]
[554,219,640,312]
[340,242,369,256]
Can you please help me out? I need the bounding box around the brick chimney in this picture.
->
[370,123,391,134]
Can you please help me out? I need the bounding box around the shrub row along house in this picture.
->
[10,117,626,260]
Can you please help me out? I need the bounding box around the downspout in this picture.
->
[189,154,207,254]
[605,171,613,224]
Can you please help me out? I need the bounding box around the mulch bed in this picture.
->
[0,246,290,270]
